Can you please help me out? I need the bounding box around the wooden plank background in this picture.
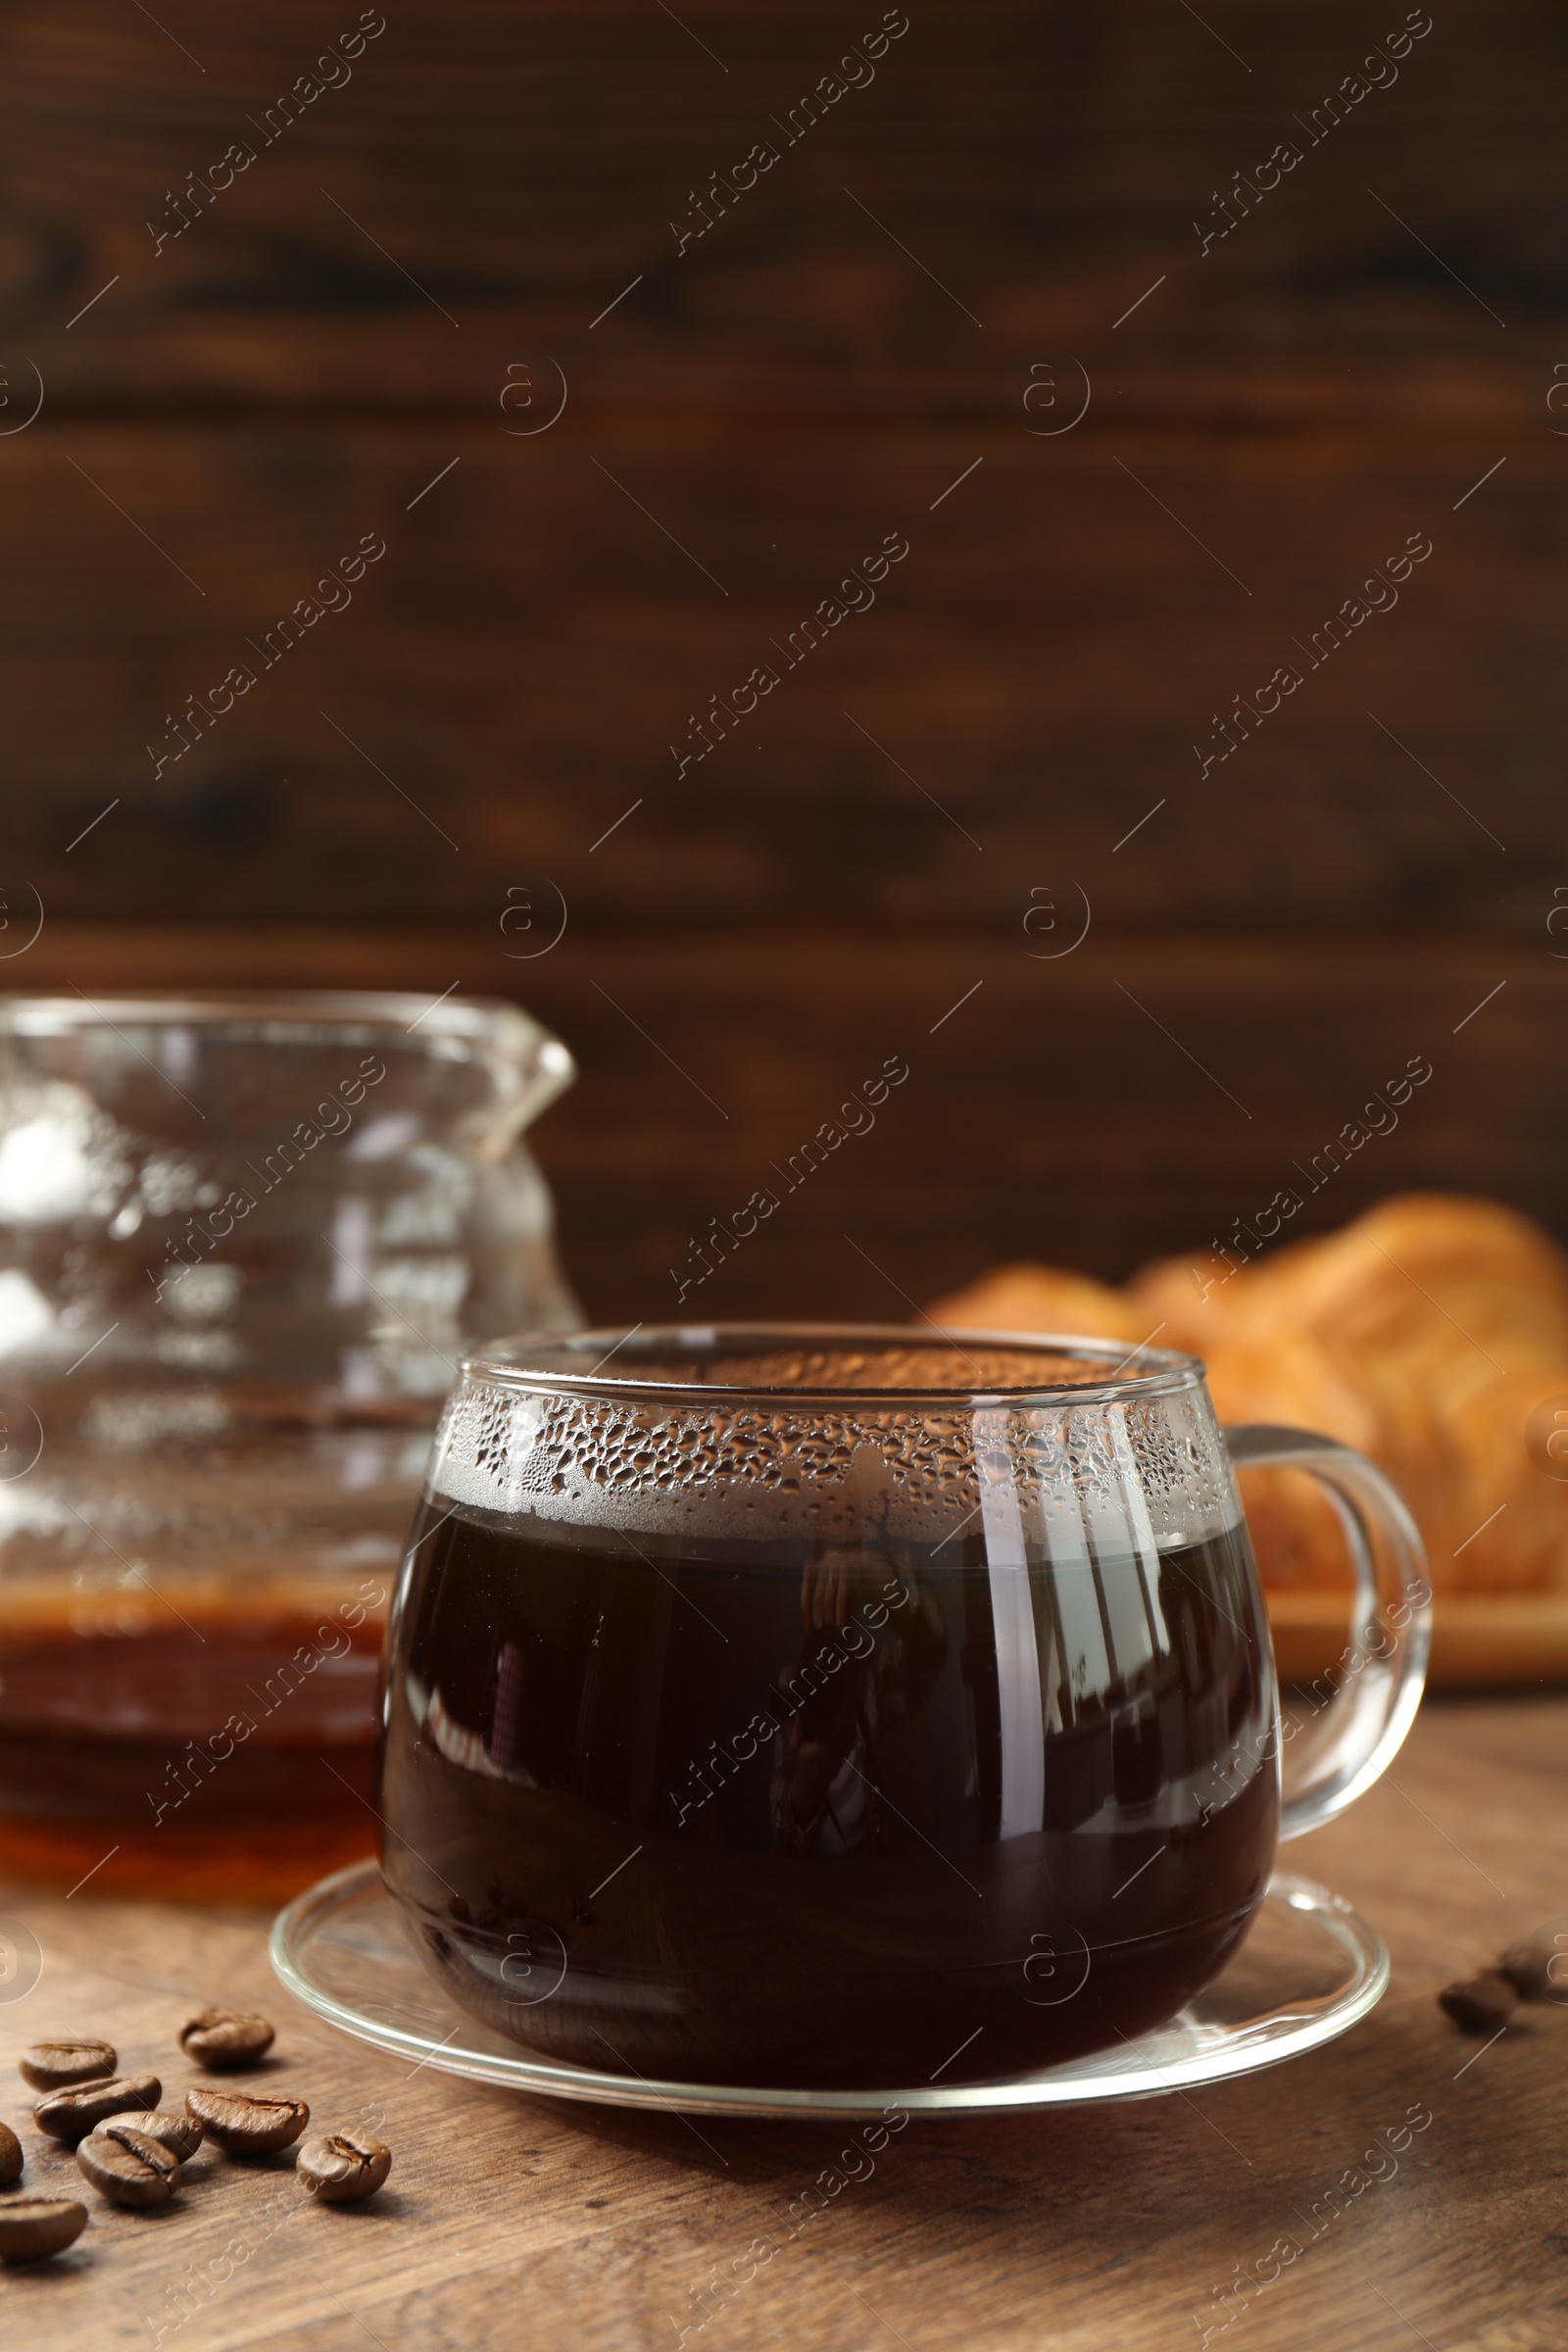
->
[0,0,1561,1317]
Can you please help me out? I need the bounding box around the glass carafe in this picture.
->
[0,992,580,1897]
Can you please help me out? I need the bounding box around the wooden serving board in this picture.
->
[1267,1589,1568,1690]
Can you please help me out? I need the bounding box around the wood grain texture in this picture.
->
[0,0,1557,1316]
[0,1,1551,419]
[7,924,1561,1314]
[0,423,1556,929]
[0,1695,1560,2350]
[1270,1590,1568,1686]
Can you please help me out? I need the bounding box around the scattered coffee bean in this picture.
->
[135,2110,204,2163]
[19,2038,117,2092]
[77,2124,181,2209]
[1499,1937,1564,2002]
[0,2198,87,2262]
[34,2073,162,2145]
[297,2130,392,2204]
[0,2121,22,2186]
[178,2007,275,2071]
[185,2086,309,2155]
[1439,1973,1517,2034]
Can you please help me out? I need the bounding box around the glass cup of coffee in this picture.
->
[377,1325,1430,2090]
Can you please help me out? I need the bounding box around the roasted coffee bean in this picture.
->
[297,2130,392,2204]
[0,2121,22,2186]
[185,2085,308,2155]
[19,2038,116,2091]
[1499,1937,1566,2002]
[34,2073,161,2145]
[0,2198,87,2262]
[178,2007,275,2071]
[77,2124,181,2208]
[1439,1973,1517,2034]
[135,2110,204,2163]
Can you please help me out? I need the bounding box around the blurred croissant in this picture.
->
[929,1195,1568,1596]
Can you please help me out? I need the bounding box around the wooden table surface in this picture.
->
[0,1694,1562,2352]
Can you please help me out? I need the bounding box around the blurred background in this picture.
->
[0,0,1558,1322]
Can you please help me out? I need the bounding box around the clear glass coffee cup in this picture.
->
[377,1325,1430,2090]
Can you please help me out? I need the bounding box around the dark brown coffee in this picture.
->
[77,2124,181,2208]
[19,2038,117,2091]
[297,2131,393,2202]
[378,1497,1279,2089]
[0,2198,87,2263]
[0,1602,382,1899]
[34,2074,160,2145]
[184,2086,309,2154]
[177,2009,275,2070]
[135,2111,205,2162]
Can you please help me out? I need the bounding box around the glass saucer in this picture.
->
[270,1861,1388,2122]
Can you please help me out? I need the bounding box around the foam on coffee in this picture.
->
[425,1340,1240,1552]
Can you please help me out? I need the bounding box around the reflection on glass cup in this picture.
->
[378,1326,1430,2090]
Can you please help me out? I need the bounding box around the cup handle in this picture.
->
[1222,1423,1433,1840]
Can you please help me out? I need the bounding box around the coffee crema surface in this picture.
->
[470,1334,1188,1397]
